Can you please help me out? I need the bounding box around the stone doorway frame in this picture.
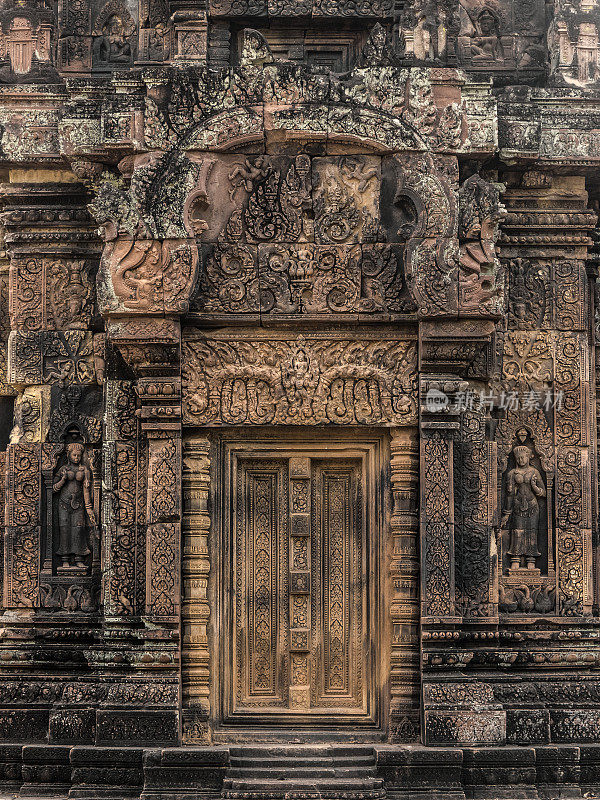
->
[182,427,392,742]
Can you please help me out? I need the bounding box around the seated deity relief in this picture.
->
[456,0,546,71]
[92,0,136,69]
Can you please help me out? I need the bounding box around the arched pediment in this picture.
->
[90,147,463,319]
[89,27,503,322]
[142,27,465,154]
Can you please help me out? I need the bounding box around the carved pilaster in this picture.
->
[0,175,102,615]
[454,408,496,619]
[420,377,461,625]
[389,427,420,742]
[181,436,211,744]
[102,317,182,739]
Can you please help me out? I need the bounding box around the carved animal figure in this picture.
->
[498,585,518,613]
[532,584,555,613]
[514,584,534,613]
[63,586,79,612]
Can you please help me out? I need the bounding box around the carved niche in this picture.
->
[496,413,556,615]
[92,0,136,68]
[0,0,58,83]
[51,441,97,572]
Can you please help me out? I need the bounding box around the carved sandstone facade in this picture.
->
[0,1,599,797]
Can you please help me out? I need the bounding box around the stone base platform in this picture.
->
[0,744,598,800]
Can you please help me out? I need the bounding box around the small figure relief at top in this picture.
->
[457,173,505,315]
[470,8,504,61]
[92,1,136,68]
[411,0,449,61]
[458,2,508,67]
[53,442,98,573]
[500,435,547,575]
[48,261,95,331]
[0,0,58,83]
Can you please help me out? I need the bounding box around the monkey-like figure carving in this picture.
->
[501,444,546,571]
[53,443,97,570]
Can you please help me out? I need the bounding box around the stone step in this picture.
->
[230,756,336,768]
[227,767,338,778]
[230,752,375,767]
[223,777,384,790]
[228,746,333,759]
[227,765,378,779]
[331,755,376,766]
[221,786,385,800]
[330,746,376,758]
[223,745,382,800]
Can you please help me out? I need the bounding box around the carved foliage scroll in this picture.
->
[421,430,453,618]
[555,333,592,615]
[454,410,493,617]
[102,440,139,616]
[4,444,41,608]
[146,437,180,619]
[182,334,417,427]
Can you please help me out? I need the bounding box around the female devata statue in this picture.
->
[501,444,546,571]
[53,442,97,569]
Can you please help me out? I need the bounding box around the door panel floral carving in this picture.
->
[219,439,380,726]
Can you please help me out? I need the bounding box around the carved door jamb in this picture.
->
[185,428,391,740]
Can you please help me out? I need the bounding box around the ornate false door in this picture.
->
[219,437,383,729]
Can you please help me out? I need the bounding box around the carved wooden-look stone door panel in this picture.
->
[221,441,380,727]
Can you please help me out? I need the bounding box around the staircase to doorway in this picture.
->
[221,745,385,799]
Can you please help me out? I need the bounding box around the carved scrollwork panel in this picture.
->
[182,332,417,426]
[502,332,553,386]
[421,430,453,618]
[102,440,138,615]
[554,332,589,447]
[454,410,493,617]
[4,444,41,608]
[147,437,180,524]
[553,260,587,332]
[147,522,180,619]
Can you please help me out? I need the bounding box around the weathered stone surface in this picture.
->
[0,1,597,797]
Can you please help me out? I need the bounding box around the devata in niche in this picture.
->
[53,442,97,571]
[501,443,546,571]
